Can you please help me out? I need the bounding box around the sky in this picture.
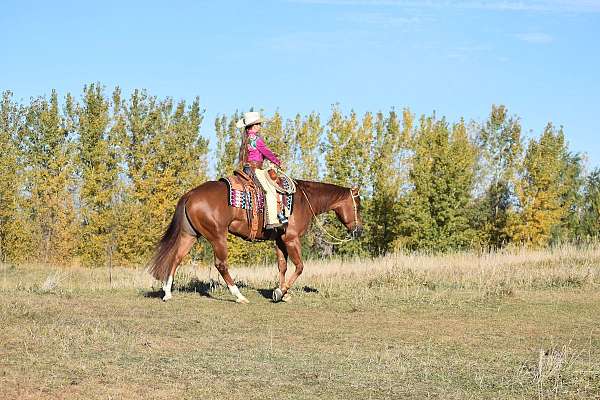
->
[1,0,599,169]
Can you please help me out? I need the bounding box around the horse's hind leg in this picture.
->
[162,233,197,301]
[211,236,249,304]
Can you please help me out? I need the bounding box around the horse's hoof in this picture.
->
[162,294,172,302]
[236,296,250,304]
[272,288,284,302]
[282,293,292,302]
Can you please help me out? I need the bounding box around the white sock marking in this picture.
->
[228,285,249,303]
[163,275,173,300]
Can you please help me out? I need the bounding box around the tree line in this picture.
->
[1,84,599,267]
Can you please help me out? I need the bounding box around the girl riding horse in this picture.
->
[236,111,288,230]
[148,112,364,303]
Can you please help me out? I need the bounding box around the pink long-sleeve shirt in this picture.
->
[246,132,281,166]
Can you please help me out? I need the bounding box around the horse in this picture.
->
[147,178,363,303]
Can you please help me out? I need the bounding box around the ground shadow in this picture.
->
[143,290,164,299]
[143,278,217,300]
[302,286,319,293]
[256,285,319,299]
[175,278,217,297]
[257,288,274,299]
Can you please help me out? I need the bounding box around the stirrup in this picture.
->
[277,212,288,224]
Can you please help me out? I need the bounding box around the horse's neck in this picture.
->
[298,181,344,215]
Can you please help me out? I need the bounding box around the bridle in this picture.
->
[349,189,361,238]
[297,184,361,245]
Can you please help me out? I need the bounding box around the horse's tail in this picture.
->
[147,194,189,282]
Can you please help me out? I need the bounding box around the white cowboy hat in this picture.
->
[236,111,263,129]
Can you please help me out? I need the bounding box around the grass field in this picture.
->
[1,245,600,399]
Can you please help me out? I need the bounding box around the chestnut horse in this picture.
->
[148,179,363,303]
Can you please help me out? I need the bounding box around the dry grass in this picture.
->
[3,243,599,294]
[1,244,599,399]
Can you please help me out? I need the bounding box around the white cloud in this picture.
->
[515,32,554,43]
[291,0,600,13]
[339,12,424,27]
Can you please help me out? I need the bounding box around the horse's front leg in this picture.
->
[274,238,304,302]
[272,237,289,302]
[211,236,249,304]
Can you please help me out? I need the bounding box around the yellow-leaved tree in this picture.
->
[0,91,30,263]
[21,91,79,264]
[507,124,579,247]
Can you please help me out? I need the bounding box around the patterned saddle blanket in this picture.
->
[220,170,295,240]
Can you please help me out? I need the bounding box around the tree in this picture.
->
[399,115,477,251]
[367,110,407,255]
[323,107,374,255]
[118,90,209,265]
[473,105,523,248]
[290,112,322,180]
[0,91,30,263]
[507,124,577,247]
[20,91,78,264]
[76,83,120,267]
[550,151,583,243]
[324,106,372,189]
[580,168,600,239]
[261,110,293,166]
[215,112,240,177]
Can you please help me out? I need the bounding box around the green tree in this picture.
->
[324,106,372,189]
[0,91,30,263]
[550,151,584,243]
[76,83,120,267]
[473,105,523,248]
[399,115,477,251]
[323,107,374,255]
[367,110,407,255]
[291,112,322,180]
[284,112,324,258]
[580,168,600,239]
[215,112,240,177]
[261,110,293,166]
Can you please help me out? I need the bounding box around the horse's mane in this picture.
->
[295,180,350,214]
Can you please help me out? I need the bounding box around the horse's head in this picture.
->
[332,187,364,238]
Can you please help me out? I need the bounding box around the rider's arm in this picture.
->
[256,136,281,167]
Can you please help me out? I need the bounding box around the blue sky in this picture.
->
[1,0,599,168]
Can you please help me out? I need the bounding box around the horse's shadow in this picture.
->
[144,280,320,301]
[144,278,218,300]
[257,288,274,299]
[177,278,218,297]
[256,285,319,299]
[143,290,164,299]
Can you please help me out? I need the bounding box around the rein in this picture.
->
[295,181,360,245]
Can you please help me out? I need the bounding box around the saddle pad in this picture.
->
[220,175,294,217]
[220,177,264,211]
[279,176,295,214]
